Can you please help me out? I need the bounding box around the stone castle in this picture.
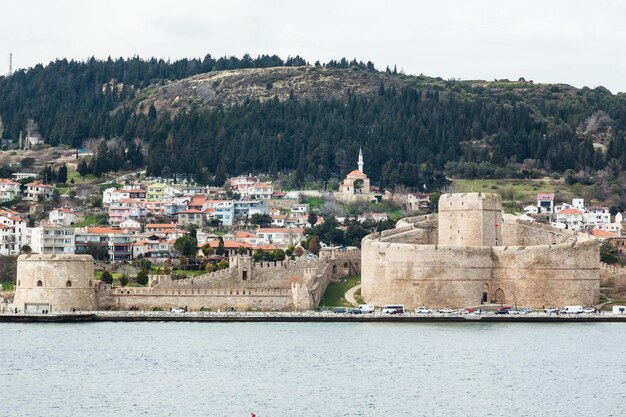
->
[362,192,600,308]
[11,193,600,312]
[12,251,360,313]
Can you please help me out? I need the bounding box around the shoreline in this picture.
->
[2,312,626,323]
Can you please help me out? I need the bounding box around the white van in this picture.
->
[561,305,583,314]
[382,304,405,314]
[612,305,626,315]
[358,304,375,313]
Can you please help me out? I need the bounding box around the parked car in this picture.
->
[438,308,455,314]
[544,307,559,314]
[583,307,596,314]
[349,308,363,315]
[170,307,186,313]
[495,307,512,314]
[333,307,348,314]
[415,306,433,314]
[520,307,533,314]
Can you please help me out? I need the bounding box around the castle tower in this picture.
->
[358,147,364,172]
[12,254,97,313]
[232,255,253,280]
[438,193,502,247]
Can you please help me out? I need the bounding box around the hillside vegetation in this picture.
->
[2,54,626,206]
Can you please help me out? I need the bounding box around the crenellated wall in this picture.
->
[95,253,361,311]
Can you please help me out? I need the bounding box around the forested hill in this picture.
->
[2,54,626,192]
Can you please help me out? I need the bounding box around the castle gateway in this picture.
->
[361,193,600,309]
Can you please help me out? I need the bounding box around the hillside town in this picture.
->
[0,144,625,268]
[0,150,411,266]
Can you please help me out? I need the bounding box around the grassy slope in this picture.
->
[320,275,360,307]
[450,178,600,209]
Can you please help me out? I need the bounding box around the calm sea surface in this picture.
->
[1,322,625,417]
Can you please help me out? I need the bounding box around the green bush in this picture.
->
[100,271,113,285]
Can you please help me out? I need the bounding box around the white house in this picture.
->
[584,206,611,226]
[48,208,76,226]
[572,198,585,211]
[291,204,310,215]
[523,205,539,215]
[120,219,141,233]
[24,181,54,201]
[0,179,20,202]
[537,193,554,213]
[27,225,75,254]
[271,214,287,227]
[555,208,584,231]
[0,211,26,255]
[245,182,274,199]
[256,227,304,247]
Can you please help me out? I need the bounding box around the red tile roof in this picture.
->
[87,227,123,234]
[234,231,256,238]
[26,181,53,188]
[347,170,367,178]
[558,209,583,215]
[592,229,618,238]
[537,193,554,200]
[206,240,252,249]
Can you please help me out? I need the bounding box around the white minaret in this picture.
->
[358,147,364,172]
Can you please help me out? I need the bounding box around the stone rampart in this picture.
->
[95,253,361,311]
[98,286,294,312]
[361,205,600,309]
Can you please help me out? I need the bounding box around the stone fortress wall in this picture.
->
[361,192,600,309]
[11,250,360,312]
[96,253,359,311]
[13,254,96,313]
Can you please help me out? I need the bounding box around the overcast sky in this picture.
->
[2,0,626,92]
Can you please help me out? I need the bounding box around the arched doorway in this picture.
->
[482,284,489,303]
[495,288,505,304]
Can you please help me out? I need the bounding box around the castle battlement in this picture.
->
[361,192,599,309]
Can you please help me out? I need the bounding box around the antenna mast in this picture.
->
[9,53,12,76]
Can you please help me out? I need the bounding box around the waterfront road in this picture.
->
[2,311,626,323]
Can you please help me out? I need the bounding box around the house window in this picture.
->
[66,280,72,287]
[37,280,43,287]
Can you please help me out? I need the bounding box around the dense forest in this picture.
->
[2,54,626,191]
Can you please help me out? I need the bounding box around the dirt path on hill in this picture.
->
[345,284,361,306]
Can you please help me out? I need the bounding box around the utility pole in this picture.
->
[9,53,12,76]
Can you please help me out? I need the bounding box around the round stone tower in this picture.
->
[13,254,96,313]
